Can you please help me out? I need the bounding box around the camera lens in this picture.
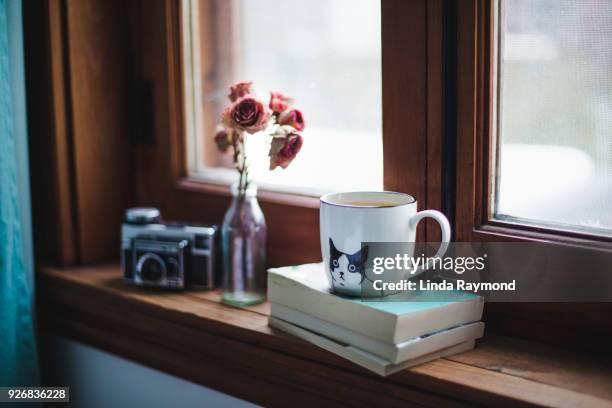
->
[136,253,166,282]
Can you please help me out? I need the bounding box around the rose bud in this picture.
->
[269,126,304,170]
[221,105,234,128]
[228,81,253,102]
[214,127,231,152]
[278,108,305,131]
[269,91,294,113]
[230,96,270,134]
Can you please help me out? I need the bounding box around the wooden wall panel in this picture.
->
[425,0,445,242]
[65,0,134,262]
[24,0,78,266]
[25,0,134,265]
[381,0,428,242]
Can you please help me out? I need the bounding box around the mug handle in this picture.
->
[408,210,451,276]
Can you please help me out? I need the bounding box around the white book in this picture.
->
[268,263,484,344]
[271,302,484,364]
[269,316,475,376]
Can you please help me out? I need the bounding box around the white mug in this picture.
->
[320,191,451,296]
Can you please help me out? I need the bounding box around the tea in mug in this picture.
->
[344,200,397,207]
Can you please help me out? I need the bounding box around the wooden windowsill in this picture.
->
[38,264,612,408]
[177,177,322,209]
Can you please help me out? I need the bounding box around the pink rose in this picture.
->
[225,96,270,134]
[269,126,303,170]
[228,81,253,102]
[214,127,231,152]
[269,91,294,113]
[278,109,305,131]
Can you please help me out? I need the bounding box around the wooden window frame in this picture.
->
[452,0,612,350]
[24,0,612,389]
[24,0,611,358]
[128,0,446,267]
[455,0,612,248]
[28,0,612,270]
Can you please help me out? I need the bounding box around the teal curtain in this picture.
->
[0,0,39,386]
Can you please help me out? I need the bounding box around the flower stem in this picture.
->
[242,155,249,193]
[233,130,249,197]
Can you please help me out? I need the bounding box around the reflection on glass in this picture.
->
[494,0,612,235]
[184,0,383,194]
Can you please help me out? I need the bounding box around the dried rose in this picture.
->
[228,81,253,102]
[214,127,231,152]
[228,96,270,134]
[269,126,304,170]
[269,91,294,113]
[221,105,233,129]
[278,108,305,131]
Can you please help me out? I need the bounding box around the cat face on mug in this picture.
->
[329,238,369,292]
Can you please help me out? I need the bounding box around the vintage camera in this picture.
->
[121,208,219,289]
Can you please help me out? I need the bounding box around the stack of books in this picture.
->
[267,263,484,376]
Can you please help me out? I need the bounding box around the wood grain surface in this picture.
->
[38,264,612,408]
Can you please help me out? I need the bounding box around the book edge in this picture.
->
[271,302,485,363]
[269,315,477,377]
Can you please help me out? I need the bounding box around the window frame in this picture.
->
[452,0,612,348]
[24,0,611,351]
[455,0,612,249]
[129,0,446,267]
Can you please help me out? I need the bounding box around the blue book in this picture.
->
[268,263,484,344]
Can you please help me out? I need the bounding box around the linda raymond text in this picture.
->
[372,279,516,292]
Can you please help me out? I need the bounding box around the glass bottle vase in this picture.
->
[221,182,267,306]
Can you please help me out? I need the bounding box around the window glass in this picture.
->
[183,0,383,194]
[493,0,612,236]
